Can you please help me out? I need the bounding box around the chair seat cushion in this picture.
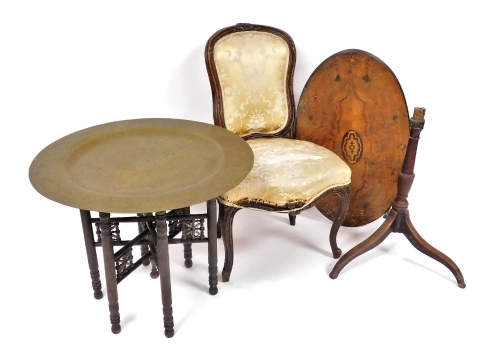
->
[220,138,351,211]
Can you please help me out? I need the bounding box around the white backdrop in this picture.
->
[1,1,498,355]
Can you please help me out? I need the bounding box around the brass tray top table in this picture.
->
[29,118,254,337]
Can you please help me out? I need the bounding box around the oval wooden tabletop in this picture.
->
[297,49,409,227]
[29,118,254,213]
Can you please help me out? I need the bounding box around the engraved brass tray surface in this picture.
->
[29,118,254,213]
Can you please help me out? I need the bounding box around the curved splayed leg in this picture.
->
[330,210,396,279]
[401,212,465,288]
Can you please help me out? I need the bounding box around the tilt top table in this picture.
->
[29,118,254,337]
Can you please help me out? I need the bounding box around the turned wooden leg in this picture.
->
[142,217,159,279]
[80,210,103,299]
[100,212,121,334]
[401,212,466,288]
[288,212,297,226]
[183,242,193,268]
[217,201,223,239]
[219,204,240,282]
[138,217,151,266]
[207,199,218,295]
[182,207,193,268]
[149,245,160,280]
[156,211,175,338]
[330,210,396,279]
[140,244,150,266]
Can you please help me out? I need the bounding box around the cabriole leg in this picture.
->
[328,186,351,259]
[219,204,240,282]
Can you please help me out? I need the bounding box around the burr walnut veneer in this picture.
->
[297,49,409,227]
[297,50,465,288]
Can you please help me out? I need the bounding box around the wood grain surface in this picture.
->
[297,49,410,226]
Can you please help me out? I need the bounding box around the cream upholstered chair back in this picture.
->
[205,23,296,139]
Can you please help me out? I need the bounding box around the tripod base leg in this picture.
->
[329,210,396,279]
[401,212,465,288]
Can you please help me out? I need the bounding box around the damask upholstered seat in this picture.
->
[222,138,351,211]
[205,23,351,282]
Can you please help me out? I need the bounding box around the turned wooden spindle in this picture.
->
[156,211,175,338]
[207,199,219,295]
[330,108,466,288]
[80,209,103,299]
[100,212,122,333]
[182,207,193,268]
[138,214,151,267]
[392,107,425,230]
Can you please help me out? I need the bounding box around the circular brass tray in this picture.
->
[29,118,254,213]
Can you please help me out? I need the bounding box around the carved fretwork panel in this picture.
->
[182,219,205,239]
[115,249,133,280]
[95,222,121,243]
[168,209,184,238]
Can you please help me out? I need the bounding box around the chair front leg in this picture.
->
[317,185,351,259]
[219,203,240,282]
